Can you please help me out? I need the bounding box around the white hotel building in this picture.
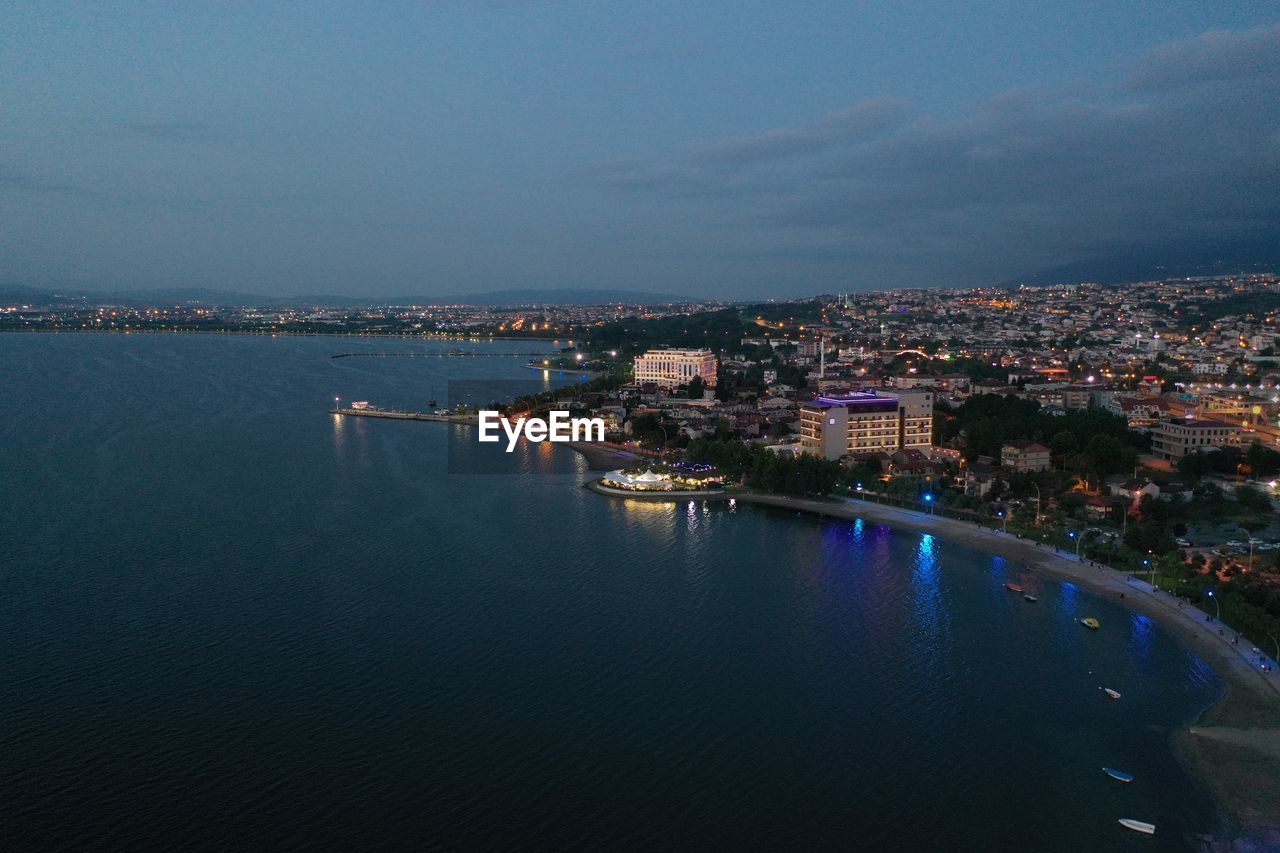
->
[633,348,718,390]
[799,390,934,460]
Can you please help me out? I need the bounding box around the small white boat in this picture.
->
[1103,767,1134,782]
[1023,594,1038,603]
[1119,818,1155,835]
[1103,688,1121,700]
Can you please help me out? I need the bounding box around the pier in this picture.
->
[330,350,545,359]
[330,406,475,423]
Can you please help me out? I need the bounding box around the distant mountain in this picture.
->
[0,284,290,307]
[1006,239,1280,287]
[0,284,693,308]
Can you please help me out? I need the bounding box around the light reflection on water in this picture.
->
[0,333,1229,852]
[1128,610,1155,667]
[911,533,943,648]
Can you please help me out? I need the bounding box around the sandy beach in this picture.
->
[588,481,1280,846]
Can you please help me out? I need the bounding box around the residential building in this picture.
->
[964,462,1005,497]
[1001,439,1052,472]
[1150,418,1242,460]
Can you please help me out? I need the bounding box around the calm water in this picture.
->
[1,334,1222,851]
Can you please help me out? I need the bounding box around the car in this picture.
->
[1175,538,1191,547]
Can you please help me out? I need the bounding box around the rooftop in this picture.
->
[807,390,899,409]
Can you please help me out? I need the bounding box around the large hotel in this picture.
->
[799,390,934,460]
[633,348,718,390]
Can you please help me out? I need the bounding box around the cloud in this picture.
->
[690,97,910,167]
[584,24,1280,285]
[1126,24,1280,92]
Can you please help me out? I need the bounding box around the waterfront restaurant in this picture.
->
[600,465,724,493]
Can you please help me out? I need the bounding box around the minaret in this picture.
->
[819,335,826,379]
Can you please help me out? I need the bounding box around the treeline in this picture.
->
[685,438,842,496]
[503,372,627,413]
[938,394,1140,480]
[1178,443,1280,479]
[582,308,745,354]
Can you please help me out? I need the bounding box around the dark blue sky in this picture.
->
[3,2,1278,298]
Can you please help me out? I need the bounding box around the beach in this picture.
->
[589,481,1280,846]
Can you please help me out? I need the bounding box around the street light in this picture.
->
[1073,527,1100,559]
[923,493,934,514]
[1207,589,1221,621]
[1268,633,1280,665]
[997,508,1007,533]
[1030,482,1041,525]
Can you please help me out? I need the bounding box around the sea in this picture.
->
[0,333,1223,851]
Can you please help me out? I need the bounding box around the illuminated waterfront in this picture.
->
[0,334,1223,850]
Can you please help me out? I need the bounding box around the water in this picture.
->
[0,334,1223,851]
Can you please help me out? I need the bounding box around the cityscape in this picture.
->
[4,3,1280,851]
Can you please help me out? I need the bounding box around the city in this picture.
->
[5,3,1280,851]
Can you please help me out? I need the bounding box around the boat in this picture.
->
[1005,582,1025,593]
[1103,767,1134,782]
[1023,594,1038,603]
[1103,688,1121,700]
[1119,819,1155,835]
[1080,617,1100,630]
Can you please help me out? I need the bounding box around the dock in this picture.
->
[330,407,474,423]
[330,351,544,359]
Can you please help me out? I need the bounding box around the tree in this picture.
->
[1236,486,1273,512]
[1177,451,1215,481]
[1050,430,1078,468]
[687,375,705,399]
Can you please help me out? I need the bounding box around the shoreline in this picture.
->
[565,440,645,471]
[0,327,564,343]
[587,480,1280,844]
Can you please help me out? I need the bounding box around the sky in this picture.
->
[2,1,1279,299]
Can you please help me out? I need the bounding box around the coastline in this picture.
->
[588,480,1280,844]
[565,440,645,471]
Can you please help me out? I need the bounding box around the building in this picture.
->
[890,373,972,394]
[798,390,933,460]
[1150,418,1242,460]
[1001,439,1052,472]
[964,461,1006,497]
[632,348,718,390]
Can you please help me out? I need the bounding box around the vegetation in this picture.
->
[938,394,1141,482]
[1177,443,1280,480]
[684,438,842,496]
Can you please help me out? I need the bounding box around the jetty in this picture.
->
[330,406,474,423]
[330,350,544,359]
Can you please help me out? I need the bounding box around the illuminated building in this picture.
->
[633,348,718,390]
[798,390,933,461]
